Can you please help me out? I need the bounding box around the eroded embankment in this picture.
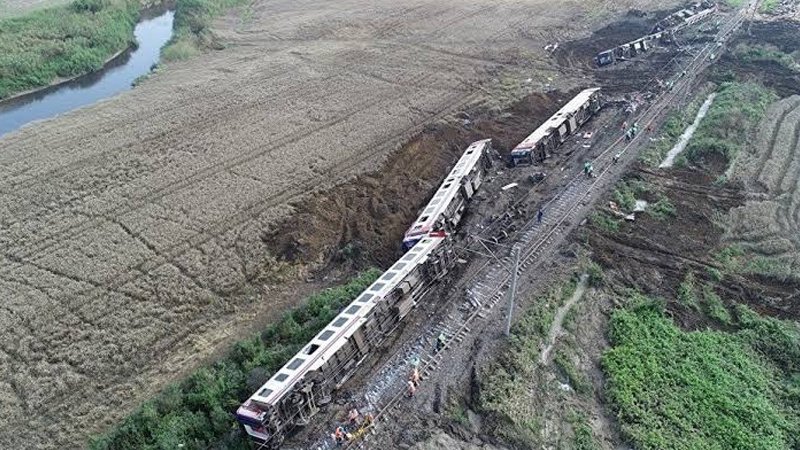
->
[263,90,577,274]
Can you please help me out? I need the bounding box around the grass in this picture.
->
[161,0,249,62]
[554,350,591,396]
[603,299,799,450]
[612,179,648,212]
[0,0,140,99]
[759,0,779,13]
[701,284,732,325]
[684,82,777,167]
[647,195,676,221]
[590,211,621,233]
[713,244,800,282]
[640,96,705,167]
[677,271,699,309]
[734,43,799,71]
[568,411,600,450]
[478,278,578,447]
[89,269,381,450]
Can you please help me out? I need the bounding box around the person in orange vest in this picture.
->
[333,426,345,445]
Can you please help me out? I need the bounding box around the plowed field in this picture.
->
[0,0,681,447]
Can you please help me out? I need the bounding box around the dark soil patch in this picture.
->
[585,162,800,329]
[262,90,582,274]
[711,20,800,97]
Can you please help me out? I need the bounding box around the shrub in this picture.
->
[603,300,797,450]
[0,0,139,99]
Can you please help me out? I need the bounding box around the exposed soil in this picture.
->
[263,91,570,274]
[711,21,800,97]
[0,0,689,448]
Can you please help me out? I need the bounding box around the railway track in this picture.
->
[324,3,760,448]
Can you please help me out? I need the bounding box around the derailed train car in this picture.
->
[595,1,717,66]
[403,139,493,250]
[236,235,454,448]
[510,88,602,166]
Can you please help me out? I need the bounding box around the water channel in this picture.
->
[0,8,175,138]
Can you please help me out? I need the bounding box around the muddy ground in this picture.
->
[366,14,800,450]
[0,0,691,448]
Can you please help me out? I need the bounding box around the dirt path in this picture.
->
[540,274,588,364]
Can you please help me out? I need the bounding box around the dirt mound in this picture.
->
[262,91,572,273]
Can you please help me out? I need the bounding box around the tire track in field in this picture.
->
[9,90,404,262]
[754,97,800,184]
[13,91,479,304]
[0,70,333,193]
[774,110,800,194]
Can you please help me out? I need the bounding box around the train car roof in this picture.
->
[245,235,447,408]
[406,139,490,235]
[513,88,601,152]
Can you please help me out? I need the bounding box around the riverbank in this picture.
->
[0,0,142,100]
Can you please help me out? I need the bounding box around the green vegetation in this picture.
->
[684,82,777,166]
[759,0,780,13]
[701,284,732,325]
[162,0,249,62]
[677,271,699,309]
[590,211,621,233]
[554,350,591,396]
[89,269,381,450]
[603,299,799,450]
[0,0,139,99]
[725,0,745,7]
[640,95,704,167]
[734,43,799,70]
[647,194,676,221]
[713,244,800,282]
[612,179,648,211]
[568,411,600,450]
[478,278,578,446]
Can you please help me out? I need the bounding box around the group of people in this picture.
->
[331,408,374,446]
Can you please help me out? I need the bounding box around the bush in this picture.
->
[89,269,381,449]
[590,211,621,233]
[684,82,776,167]
[0,0,139,99]
[603,300,798,450]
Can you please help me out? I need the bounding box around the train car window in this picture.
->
[369,282,386,292]
[258,388,273,397]
[381,272,397,281]
[319,330,335,340]
[355,294,374,303]
[443,184,451,189]
[304,344,320,355]
[419,216,429,222]
[287,358,305,370]
[331,317,348,327]
[392,262,407,271]
[275,373,289,382]
[345,305,360,315]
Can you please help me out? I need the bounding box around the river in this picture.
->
[0,8,175,138]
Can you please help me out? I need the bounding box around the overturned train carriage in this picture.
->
[595,1,717,66]
[237,235,454,447]
[510,88,602,166]
[403,139,493,250]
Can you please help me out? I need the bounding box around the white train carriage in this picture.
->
[510,88,602,166]
[237,235,453,447]
[403,139,492,250]
[596,1,717,66]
